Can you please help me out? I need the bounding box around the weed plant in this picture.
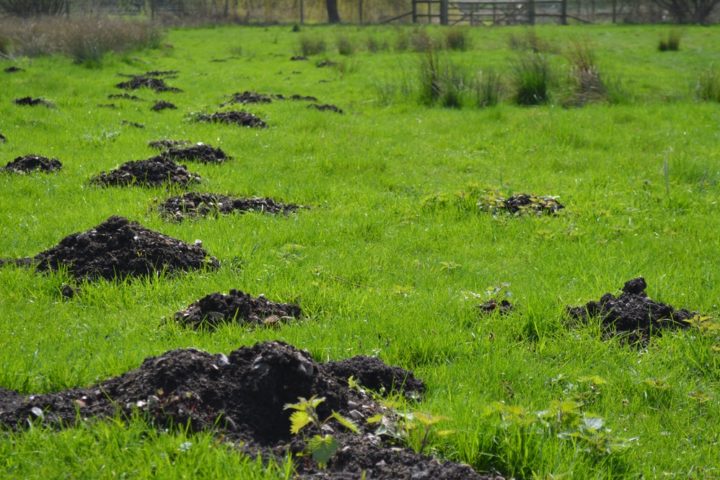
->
[418,50,466,108]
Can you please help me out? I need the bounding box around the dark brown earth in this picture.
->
[309,103,344,114]
[223,91,273,105]
[121,120,145,129]
[291,55,308,61]
[90,156,200,187]
[116,71,182,92]
[148,139,190,151]
[158,192,299,221]
[316,60,338,68]
[30,215,218,281]
[108,93,143,101]
[2,155,62,174]
[566,277,696,344]
[479,193,564,216]
[151,100,177,111]
[478,299,513,316]
[14,96,54,108]
[4,66,23,73]
[196,111,267,128]
[160,144,229,164]
[0,341,492,479]
[174,289,302,329]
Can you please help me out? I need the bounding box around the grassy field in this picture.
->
[2,23,720,478]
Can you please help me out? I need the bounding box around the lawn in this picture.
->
[1,23,720,478]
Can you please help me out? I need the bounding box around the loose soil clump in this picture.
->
[309,103,344,114]
[151,100,177,111]
[160,144,229,164]
[290,55,308,61]
[148,139,190,151]
[478,299,513,316]
[478,192,564,216]
[195,111,267,128]
[2,155,62,174]
[316,60,337,68]
[0,341,491,479]
[174,289,302,329]
[223,91,273,105]
[566,277,696,343]
[121,120,145,129]
[116,72,182,92]
[14,96,54,108]
[4,66,23,73]
[158,192,299,220]
[32,215,218,281]
[90,157,200,187]
[108,93,142,101]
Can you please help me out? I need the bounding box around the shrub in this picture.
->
[445,28,470,51]
[696,68,720,102]
[298,34,326,56]
[473,69,503,107]
[512,53,551,105]
[335,34,355,56]
[658,30,681,51]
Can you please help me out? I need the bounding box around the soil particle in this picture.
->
[158,192,299,221]
[309,103,344,114]
[316,60,337,68]
[223,91,273,106]
[91,157,200,187]
[4,66,23,73]
[160,144,229,164]
[60,284,77,299]
[2,155,62,174]
[478,299,513,316]
[479,193,564,216]
[116,73,181,92]
[0,342,493,479]
[174,289,302,329]
[31,215,218,281]
[121,120,145,129]
[14,96,54,108]
[148,139,190,151]
[196,111,267,128]
[108,93,142,101]
[151,100,177,111]
[566,277,696,343]
[291,55,308,61]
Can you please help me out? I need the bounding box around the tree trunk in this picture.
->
[326,0,340,23]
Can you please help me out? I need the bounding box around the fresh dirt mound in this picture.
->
[14,96,54,108]
[196,111,267,128]
[478,193,564,216]
[2,155,62,174]
[309,103,344,114]
[0,342,490,479]
[148,139,190,151]
[90,157,200,187]
[4,66,23,73]
[151,100,177,111]
[324,356,426,398]
[566,277,696,343]
[158,192,299,221]
[116,72,181,92]
[108,93,142,101]
[32,215,218,281]
[284,93,319,101]
[160,144,229,164]
[223,91,273,105]
[174,289,302,329]
[478,299,513,316]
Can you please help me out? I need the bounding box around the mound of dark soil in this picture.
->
[2,155,62,174]
[479,193,564,216]
[158,192,299,220]
[4,66,23,73]
[196,111,267,128]
[290,55,308,61]
[151,100,177,111]
[14,96,54,108]
[90,157,200,187]
[0,341,490,479]
[287,93,319,101]
[316,60,337,68]
[148,139,190,151]
[121,120,145,128]
[324,356,426,398]
[566,277,696,343]
[108,93,142,101]
[32,215,218,281]
[309,103,343,114]
[175,289,302,329]
[116,72,181,92]
[478,299,513,316]
[160,144,229,164]
[223,91,273,105]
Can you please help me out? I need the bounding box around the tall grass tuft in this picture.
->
[298,34,326,56]
[335,34,355,56]
[418,50,466,108]
[658,30,681,52]
[445,28,470,51]
[512,53,551,105]
[696,68,720,102]
[410,29,435,53]
[365,35,388,53]
[566,41,606,106]
[508,29,553,53]
[473,69,503,107]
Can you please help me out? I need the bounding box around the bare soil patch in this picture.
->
[290,55,308,61]
[148,139,190,151]
[309,103,344,114]
[151,100,177,111]
[14,96,54,108]
[2,155,62,174]
[90,157,200,187]
[316,60,337,68]
[158,192,299,221]
[108,93,143,101]
[160,144,229,164]
[121,120,145,129]
[566,277,696,343]
[223,91,273,105]
[4,66,23,73]
[116,71,182,92]
[175,289,302,329]
[196,111,267,128]
[30,215,218,281]
[478,299,513,316]
[479,193,564,215]
[97,103,117,109]
[0,341,491,479]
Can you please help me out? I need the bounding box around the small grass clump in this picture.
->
[365,35,388,53]
[658,30,681,51]
[473,69,503,107]
[418,51,466,108]
[566,42,606,105]
[445,28,470,51]
[508,29,553,53]
[696,68,720,102]
[298,34,326,56]
[410,29,435,53]
[335,34,355,56]
[512,53,552,105]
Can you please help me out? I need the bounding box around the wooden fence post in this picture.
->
[528,0,535,24]
[440,0,449,24]
[561,0,567,24]
[299,0,304,23]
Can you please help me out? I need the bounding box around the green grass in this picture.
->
[2,24,720,478]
